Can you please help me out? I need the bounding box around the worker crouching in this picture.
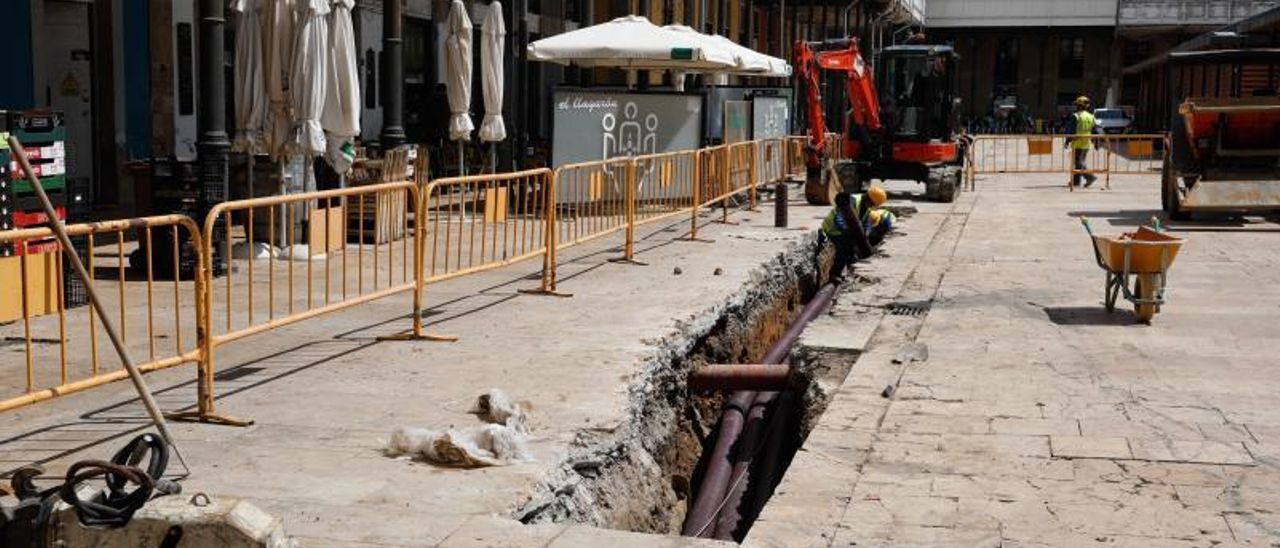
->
[819,185,895,283]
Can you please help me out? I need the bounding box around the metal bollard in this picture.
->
[774,182,788,228]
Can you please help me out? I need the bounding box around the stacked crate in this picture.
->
[1,111,67,257]
[0,111,79,320]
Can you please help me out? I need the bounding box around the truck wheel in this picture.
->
[1161,156,1190,221]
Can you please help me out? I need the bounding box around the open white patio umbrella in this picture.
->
[446,0,474,175]
[479,0,506,172]
[322,0,360,174]
[232,0,267,154]
[263,0,297,158]
[662,25,791,77]
[527,15,736,71]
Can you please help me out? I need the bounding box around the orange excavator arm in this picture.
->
[794,38,883,168]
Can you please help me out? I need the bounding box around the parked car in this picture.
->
[1093,108,1133,134]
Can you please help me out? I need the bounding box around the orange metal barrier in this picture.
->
[0,215,205,412]
[968,133,1166,191]
[199,181,423,413]
[421,169,553,285]
[2,139,808,416]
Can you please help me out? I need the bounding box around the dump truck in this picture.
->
[1162,47,1280,219]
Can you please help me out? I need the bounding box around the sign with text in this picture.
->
[551,90,703,168]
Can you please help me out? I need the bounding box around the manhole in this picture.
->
[888,302,931,316]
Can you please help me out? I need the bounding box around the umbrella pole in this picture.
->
[458,140,466,177]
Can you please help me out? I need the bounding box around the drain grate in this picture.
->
[888,302,932,317]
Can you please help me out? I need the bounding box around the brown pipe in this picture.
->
[682,283,839,538]
[689,364,792,392]
[713,390,777,539]
[682,391,755,537]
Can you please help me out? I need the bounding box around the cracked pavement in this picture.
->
[747,172,1280,548]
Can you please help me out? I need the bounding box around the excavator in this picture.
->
[795,37,966,204]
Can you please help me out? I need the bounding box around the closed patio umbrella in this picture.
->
[322,0,360,174]
[290,0,330,158]
[263,0,297,158]
[232,0,267,154]
[479,0,506,172]
[446,0,475,175]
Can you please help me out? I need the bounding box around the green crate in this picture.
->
[11,174,66,194]
[10,127,66,145]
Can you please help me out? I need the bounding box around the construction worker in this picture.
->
[819,185,892,282]
[1066,96,1099,188]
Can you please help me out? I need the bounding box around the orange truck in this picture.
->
[1162,47,1280,219]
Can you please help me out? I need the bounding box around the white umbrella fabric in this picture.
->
[662,25,790,77]
[290,0,330,158]
[479,1,506,172]
[445,0,474,175]
[322,0,360,173]
[263,0,297,158]
[479,1,506,144]
[232,0,267,154]
[527,15,736,70]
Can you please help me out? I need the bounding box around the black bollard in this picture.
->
[774,182,788,228]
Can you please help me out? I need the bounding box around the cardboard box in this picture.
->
[308,205,346,256]
[0,252,61,323]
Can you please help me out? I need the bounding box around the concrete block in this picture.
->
[53,495,291,548]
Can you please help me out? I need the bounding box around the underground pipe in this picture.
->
[689,364,792,392]
[713,390,777,539]
[682,283,839,538]
[681,390,755,537]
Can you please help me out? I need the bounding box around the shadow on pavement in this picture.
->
[1043,306,1140,326]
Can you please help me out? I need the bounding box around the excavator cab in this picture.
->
[876,46,960,144]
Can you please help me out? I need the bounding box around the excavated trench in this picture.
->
[512,232,865,539]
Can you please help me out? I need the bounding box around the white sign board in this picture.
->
[551,90,703,167]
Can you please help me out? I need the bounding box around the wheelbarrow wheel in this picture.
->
[1133,274,1161,324]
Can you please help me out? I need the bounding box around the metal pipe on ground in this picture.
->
[689,364,791,391]
[681,282,839,538]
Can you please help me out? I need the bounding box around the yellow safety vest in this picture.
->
[1072,111,1096,150]
[821,195,868,237]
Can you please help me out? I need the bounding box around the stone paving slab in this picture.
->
[746,171,1280,547]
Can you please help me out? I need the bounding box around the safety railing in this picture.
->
[421,169,553,285]
[1,138,802,416]
[783,136,807,179]
[756,139,786,189]
[0,215,205,412]
[552,158,634,254]
[968,133,1167,190]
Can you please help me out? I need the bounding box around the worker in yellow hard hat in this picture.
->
[1065,95,1099,188]
[819,185,894,282]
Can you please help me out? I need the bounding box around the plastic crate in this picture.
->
[10,206,66,228]
[0,237,59,257]
[62,235,88,308]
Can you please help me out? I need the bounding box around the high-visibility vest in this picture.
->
[1071,111,1096,150]
[821,195,868,237]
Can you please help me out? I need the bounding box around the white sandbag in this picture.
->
[384,424,531,468]
[277,244,325,261]
[470,389,531,432]
[231,241,277,260]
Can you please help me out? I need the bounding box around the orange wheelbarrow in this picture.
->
[1081,218,1184,323]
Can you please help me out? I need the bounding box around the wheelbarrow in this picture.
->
[1081,218,1184,323]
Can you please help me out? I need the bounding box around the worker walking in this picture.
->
[1066,96,1099,188]
[819,185,893,282]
